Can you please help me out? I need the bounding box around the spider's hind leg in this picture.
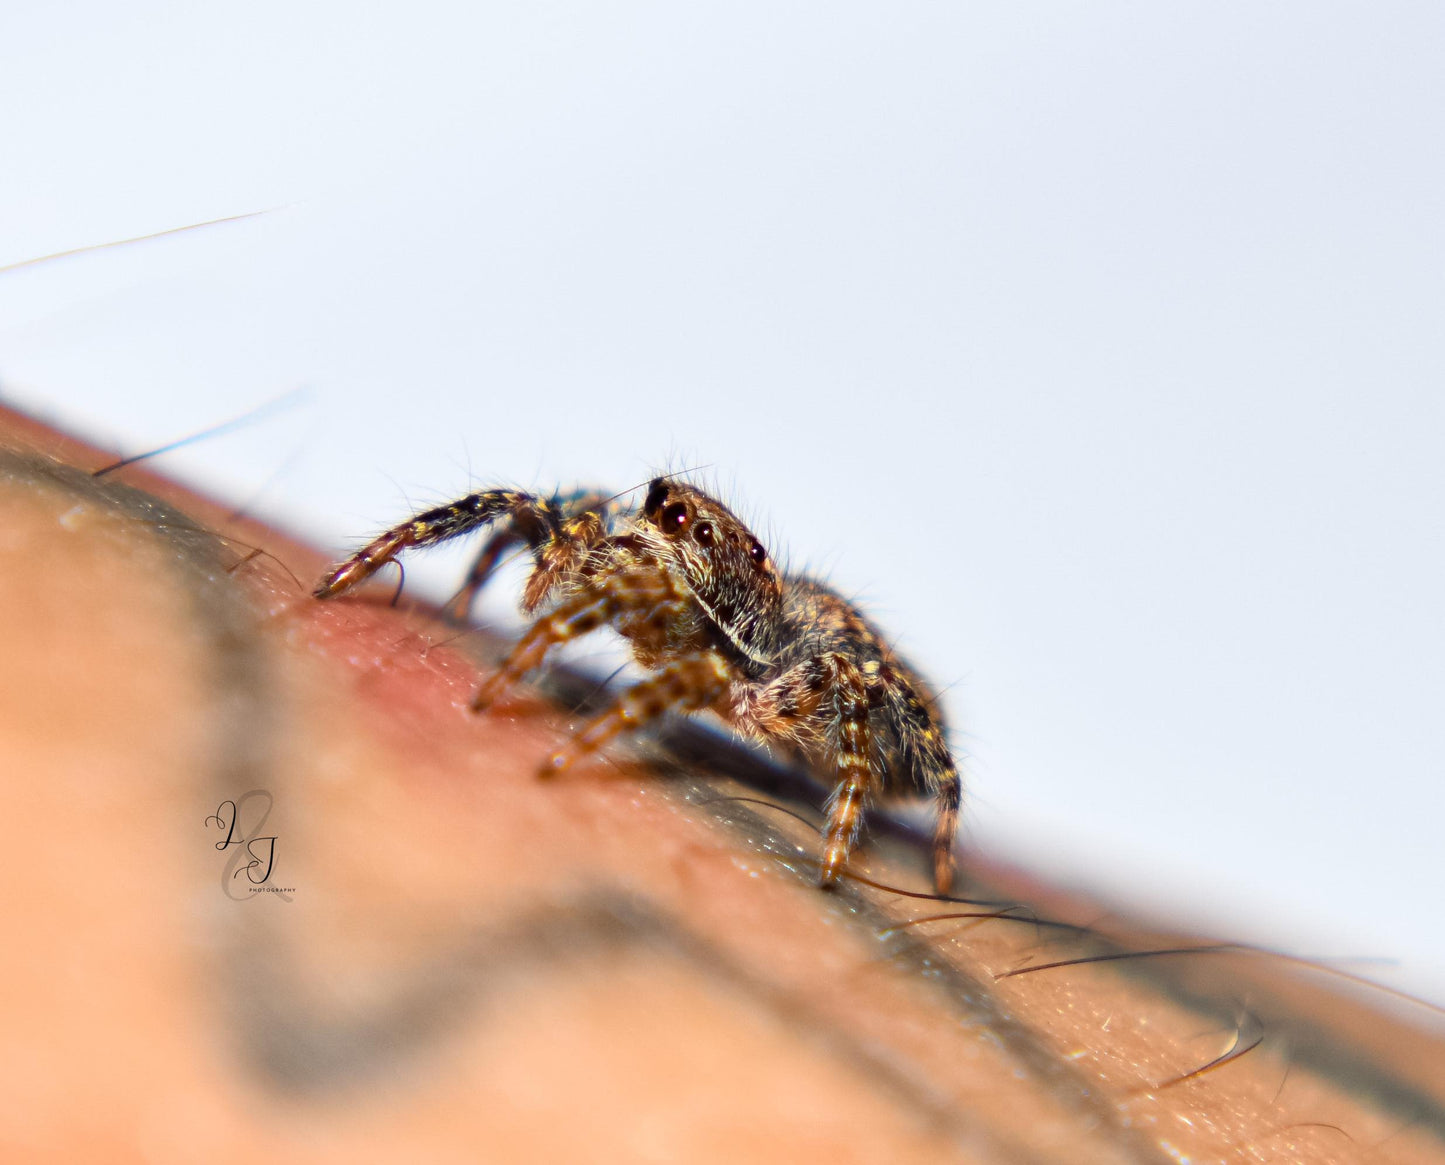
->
[932,775,961,896]
[733,652,880,888]
[880,671,962,895]
[818,654,877,889]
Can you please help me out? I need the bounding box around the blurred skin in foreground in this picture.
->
[1,402,1443,1164]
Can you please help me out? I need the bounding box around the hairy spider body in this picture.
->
[314,477,961,892]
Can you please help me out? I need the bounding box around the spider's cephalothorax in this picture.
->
[314,476,962,892]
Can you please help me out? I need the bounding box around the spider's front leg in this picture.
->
[542,651,734,775]
[468,567,684,713]
[314,489,561,600]
[471,566,730,774]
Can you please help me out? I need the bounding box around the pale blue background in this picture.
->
[3,4,1442,1006]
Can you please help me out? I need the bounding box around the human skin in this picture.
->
[1,402,1442,1164]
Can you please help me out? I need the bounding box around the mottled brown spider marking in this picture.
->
[315,475,964,893]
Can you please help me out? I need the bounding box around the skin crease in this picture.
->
[1,404,1444,1164]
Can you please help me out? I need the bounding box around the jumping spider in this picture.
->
[314,477,962,892]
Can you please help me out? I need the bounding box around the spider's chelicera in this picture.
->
[314,476,962,892]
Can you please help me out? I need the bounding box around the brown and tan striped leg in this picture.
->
[470,590,616,712]
[736,653,877,885]
[444,528,523,622]
[470,570,681,712]
[314,490,561,599]
[932,771,960,895]
[883,671,962,895]
[543,652,733,775]
[819,654,875,889]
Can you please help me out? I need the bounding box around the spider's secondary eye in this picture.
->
[749,540,767,565]
[694,521,714,546]
[659,501,691,534]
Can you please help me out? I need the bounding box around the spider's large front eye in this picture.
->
[694,521,714,546]
[659,501,691,534]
